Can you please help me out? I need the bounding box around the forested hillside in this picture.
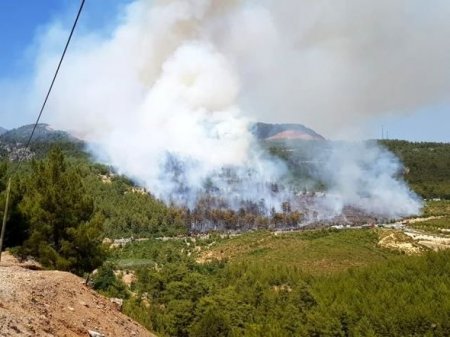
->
[0,148,186,253]
[2,135,450,241]
[2,136,450,245]
[381,140,450,199]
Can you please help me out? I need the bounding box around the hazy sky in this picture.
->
[0,0,449,142]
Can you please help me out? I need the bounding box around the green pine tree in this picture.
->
[18,147,105,274]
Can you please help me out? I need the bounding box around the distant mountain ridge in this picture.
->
[251,122,325,141]
[2,122,324,144]
[0,123,79,144]
[0,124,83,161]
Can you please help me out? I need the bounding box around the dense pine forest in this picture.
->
[1,133,450,336]
[380,140,450,199]
[98,233,450,337]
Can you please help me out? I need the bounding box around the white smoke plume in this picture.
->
[313,142,421,219]
[23,0,434,218]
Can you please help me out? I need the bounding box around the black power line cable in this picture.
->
[25,0,86,149]
[0,0,86,259]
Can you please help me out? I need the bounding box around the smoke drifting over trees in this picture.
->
[12,0,436,218]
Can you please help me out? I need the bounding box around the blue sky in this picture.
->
[0,0,130,79]
[375,105,450,143]
[0,0,67,79]
[0,0,449,142]
[0,0,132,129]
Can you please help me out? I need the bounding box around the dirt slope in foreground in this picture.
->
[0,252,156,337]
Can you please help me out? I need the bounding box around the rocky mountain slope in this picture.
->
[0,123,78,144]
[2,122,325,146]
[0,124,84,161]
[251,122,325,141]
[0,252,156,337]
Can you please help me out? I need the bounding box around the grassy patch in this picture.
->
[197,229,399,275]
[411,217,450,235]
[114,258,155,269]
[423,200,450,217]
[409,200,450,234]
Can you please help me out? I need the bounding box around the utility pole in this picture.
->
[0,177,12,262]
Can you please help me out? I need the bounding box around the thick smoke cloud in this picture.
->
[24,0,433,218]
[315,142,421,219]
[233,0,450,135]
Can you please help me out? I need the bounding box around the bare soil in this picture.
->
[0,252,156,337]
[403,230,450,251]
[377,231,425,255]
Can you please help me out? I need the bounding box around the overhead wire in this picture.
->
[25,0,86,149]
[0,0,86,260]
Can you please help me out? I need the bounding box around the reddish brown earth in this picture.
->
[267,130,323,141]
[0,252,156,337]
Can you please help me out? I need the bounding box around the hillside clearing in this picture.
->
[194,229,399,274]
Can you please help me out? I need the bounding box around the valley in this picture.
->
[103,219,450,336]
[1,125,450,336]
